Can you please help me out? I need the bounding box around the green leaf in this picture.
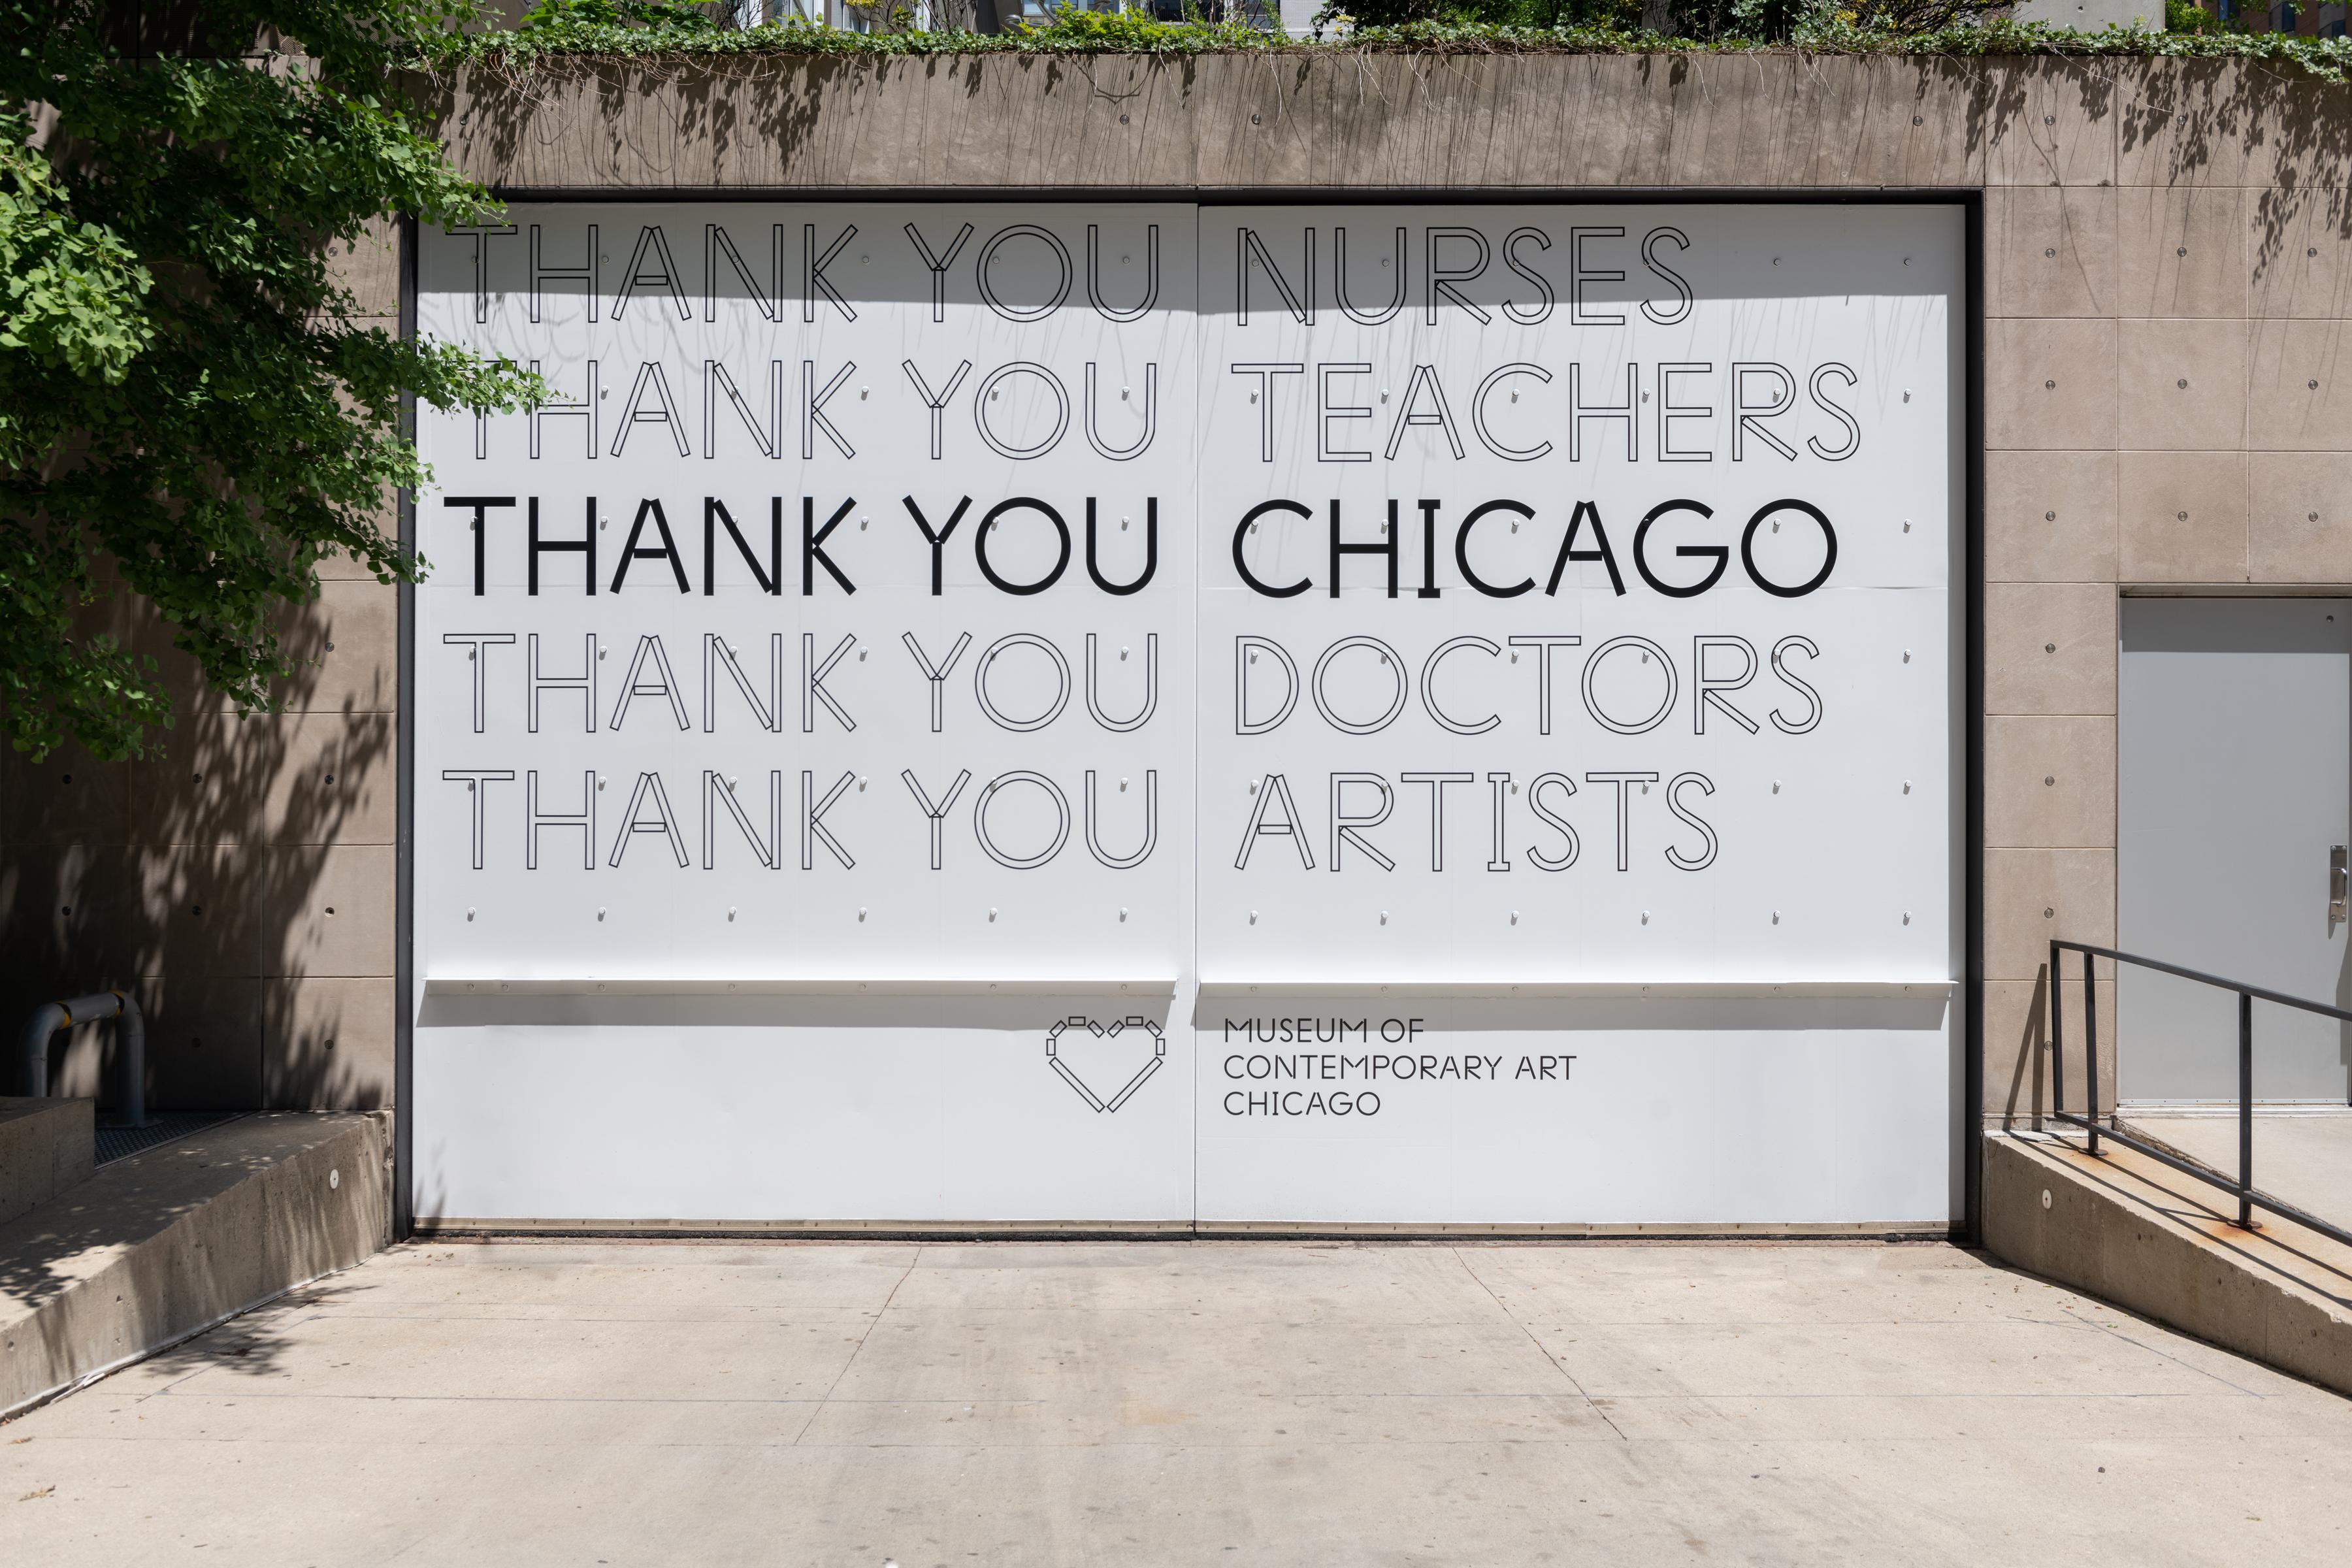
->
[0,0,536,760]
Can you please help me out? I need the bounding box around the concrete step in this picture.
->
[0,1097,93,1226]
[1,1112,389,1416]
[1984,1128,2352,1397]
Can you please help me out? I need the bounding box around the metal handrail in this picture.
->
[16,990,146,1129]
[2050,939,2352,1253]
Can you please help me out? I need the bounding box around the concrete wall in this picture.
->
[8,50,2351,1135]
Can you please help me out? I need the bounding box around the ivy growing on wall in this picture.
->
[431,10,2352,83]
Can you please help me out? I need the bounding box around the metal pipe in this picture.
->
[2083,948,2100,1156]
[2048,939,2065,1126]
[2239,990,2255,1230]
[15,990,146,1128]
[116,991,144,1130]
[2050,939,2352,1025]
[15,1002,68,1100]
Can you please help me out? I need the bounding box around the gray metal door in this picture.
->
[2117,598,2352,1103]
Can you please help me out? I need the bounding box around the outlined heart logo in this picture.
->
[1045,1016,1166,1113]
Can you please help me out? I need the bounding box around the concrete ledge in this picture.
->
[1982,1130,2352,1398]
[0,1098,92,1228]
[0,1113,390,1417]
[419,54,2349,197]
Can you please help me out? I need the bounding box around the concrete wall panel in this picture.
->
[2117,186,2249,320]
[2249,452,2352,582]
[2117,318,2249,451]
[1978,59,2116,190]
[1984,847,2116,985]
[2246,189,2352,321]
[143,849,262,985]
[1985,451,2119,585]
[1986,319,2117,451]
[2117,450,2250,583]
[137,972,265,1111]
[1982,582,2118,717]
[2114,61,2326,191]
[1,849,140,1001]
[0,746,131,849]
[284,580,399,717]
[1987,186,2116,319]
[2247,318,2351,452]
[1984,715,2117,849]
[266,977,397,1112]
[125,713,395,850]
[266,845,398,980]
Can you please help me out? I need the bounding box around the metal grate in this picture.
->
[95,1112,247,1166]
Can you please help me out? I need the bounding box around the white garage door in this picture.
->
[409,201,1965,1228]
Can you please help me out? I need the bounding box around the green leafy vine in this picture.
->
[427,13,2352,86]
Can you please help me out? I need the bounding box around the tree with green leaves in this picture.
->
[0,0,534,762]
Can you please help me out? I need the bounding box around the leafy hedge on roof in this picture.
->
[427,9,2352,86]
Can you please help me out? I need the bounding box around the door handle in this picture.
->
[2333,845,2348,936]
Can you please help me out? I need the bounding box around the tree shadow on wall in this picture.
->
[2115,59,2352,280]
[1916,52,2351,276]
[413,41,836,180]
[2002,959,2115,1134]
[2002,962,2051,1132]
[413,22,1205,194]
[430,44,2352,275]
[0,576,395,1115]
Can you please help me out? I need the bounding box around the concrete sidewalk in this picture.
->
[3,1241,2349,1565]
